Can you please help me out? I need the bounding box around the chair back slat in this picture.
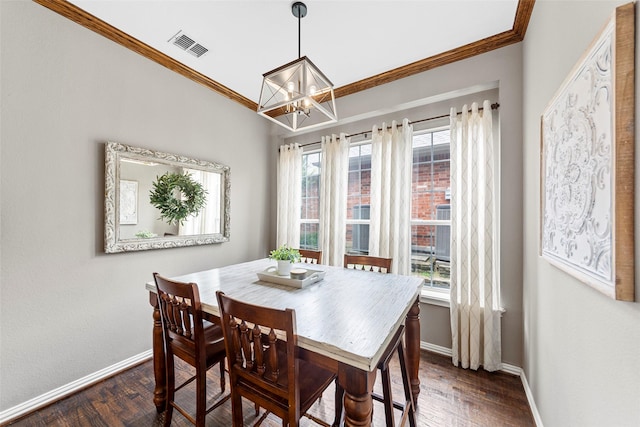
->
[344,254,392,274]
[298,249,322,264]
[230,317,243,367]
[267,329,279,382]
[239,320,253,370]
[181,301,192,338]
[254,324,265,376]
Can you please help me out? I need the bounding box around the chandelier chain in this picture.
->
[298,7,301,59]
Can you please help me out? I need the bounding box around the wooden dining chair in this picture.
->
[339,255,416,426]
[216,291,337,427]
[298,249,322,264]
[370,325,416,427]
[153,273,230,427]
[343,254,392,273]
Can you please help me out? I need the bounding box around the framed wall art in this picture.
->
[119,179,138,225]
[540,3,635,301]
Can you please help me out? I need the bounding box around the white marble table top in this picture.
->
[147,258,423,372]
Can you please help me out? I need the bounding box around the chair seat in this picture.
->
[235,344,335,414]
[298,359,335,411]
[169,323,225,366]
[203,324,226,363]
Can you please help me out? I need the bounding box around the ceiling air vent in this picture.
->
[188,44,208,58]
[168,30,208,58]
[173,34,195,50]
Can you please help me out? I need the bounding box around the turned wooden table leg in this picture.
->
[149,292,166,413]
[405,296,421,404]
[339,364,376,427]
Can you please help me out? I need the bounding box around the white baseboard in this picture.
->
[421,341,452,356]
[518,367,544,427]
[0,350,152,425]
[419,341,543,427]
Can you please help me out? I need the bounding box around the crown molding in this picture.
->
[334,0,535,98]
[33,0,535,110]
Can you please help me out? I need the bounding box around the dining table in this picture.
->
[146,258,422,426]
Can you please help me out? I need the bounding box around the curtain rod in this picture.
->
[292,102,500,149]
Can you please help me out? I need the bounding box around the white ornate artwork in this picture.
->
[540,3,635,301]
[119,180,138,225]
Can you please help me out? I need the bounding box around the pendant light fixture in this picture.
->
[257,2,337,132]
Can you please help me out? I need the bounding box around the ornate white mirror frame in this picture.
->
[105,141,230,253]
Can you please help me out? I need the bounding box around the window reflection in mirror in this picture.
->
[179,169,221,235]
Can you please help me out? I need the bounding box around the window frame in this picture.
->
[298,126,453,306]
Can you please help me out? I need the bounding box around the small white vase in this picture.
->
[277,260,292,276]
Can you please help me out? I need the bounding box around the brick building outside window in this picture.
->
[300,127,451,291]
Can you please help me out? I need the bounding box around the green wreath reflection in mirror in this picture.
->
[149,172,207,226]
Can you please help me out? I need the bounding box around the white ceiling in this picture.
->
[68,0,520,104]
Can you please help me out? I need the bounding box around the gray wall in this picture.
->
[0,1,272,410]
[286,45,524,367]
[523,1,640,426]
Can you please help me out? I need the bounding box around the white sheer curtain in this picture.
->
[179,169,221,235]
[319,134,350,266]
[368,119,413,275]
[449,101,501,372]
[276,143,302,248]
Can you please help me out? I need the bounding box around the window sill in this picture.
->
[419,289,507,315]
[420,288,450,308]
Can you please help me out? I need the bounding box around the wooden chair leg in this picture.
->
[219,359,226,392]
[397,344,416,427]
[232,390,244,426]
[196,364,207,426]
[380,365,395,427]
[164,354,175,427]
[333,379,344,427]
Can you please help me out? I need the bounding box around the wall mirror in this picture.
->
[105,141,230,253]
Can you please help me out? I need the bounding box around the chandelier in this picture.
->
[257,2,337,132]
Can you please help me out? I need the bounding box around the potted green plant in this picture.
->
[269,244,301,276]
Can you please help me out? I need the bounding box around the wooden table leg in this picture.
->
[339,364,376,427]
[405,296,421,404]
[149,292,166,413]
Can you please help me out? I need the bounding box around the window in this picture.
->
[411,128,451,293]
[300,152,320,249]
[346,144,371,254]
[298,126,451,296]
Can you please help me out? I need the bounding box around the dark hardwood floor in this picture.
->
[7,350,535,426]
